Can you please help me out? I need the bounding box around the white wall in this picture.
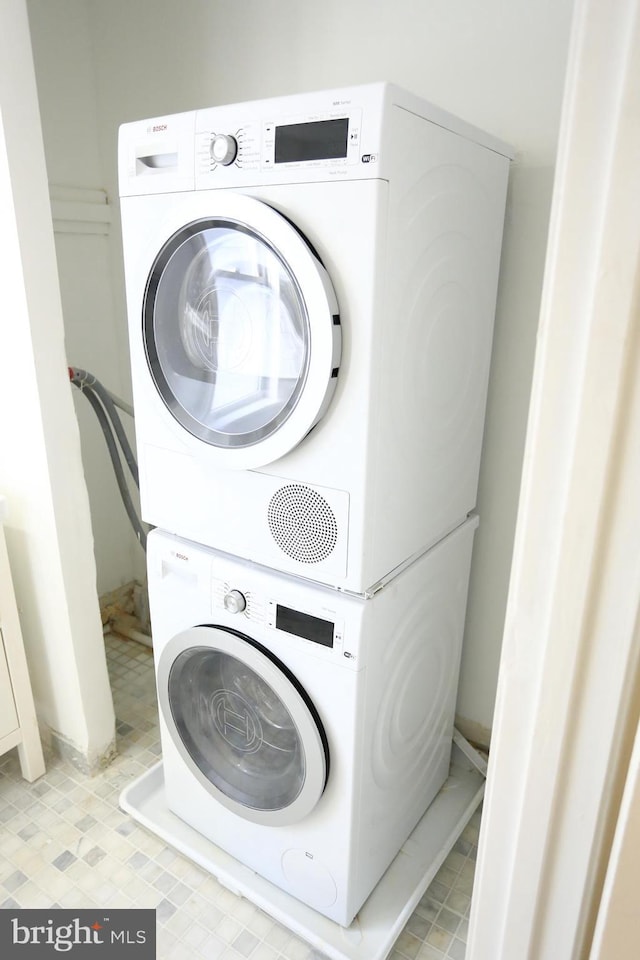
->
[26,0,144,597]
[462,163,557,740]
[27,0,574,740]
[0,0,114,771]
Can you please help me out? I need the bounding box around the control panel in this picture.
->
[212,576,344,650]
[195,107,362,177]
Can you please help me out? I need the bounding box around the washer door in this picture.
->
[143,194,341,469]
[156,625,329,826]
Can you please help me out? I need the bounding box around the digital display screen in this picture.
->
[276,604,334,647]
[274,118,349,164]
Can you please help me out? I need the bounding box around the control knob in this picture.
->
[224,589,247,614]
[211,133,238,166]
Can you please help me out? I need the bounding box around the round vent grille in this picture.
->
[268,485,338,564]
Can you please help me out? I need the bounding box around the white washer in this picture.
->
[147,516,478,926]
[119,83,511,592]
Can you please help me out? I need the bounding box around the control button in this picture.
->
[224,589,247,614]
[211,134,238,166]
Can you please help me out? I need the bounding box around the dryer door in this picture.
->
[143,194,341,469]
[156,625,329,826]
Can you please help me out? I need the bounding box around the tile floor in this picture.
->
[0,633,481,960]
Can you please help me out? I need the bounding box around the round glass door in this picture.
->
[143,198,341,465]
[157,626,329,826]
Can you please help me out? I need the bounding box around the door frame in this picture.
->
[467,0,640,956]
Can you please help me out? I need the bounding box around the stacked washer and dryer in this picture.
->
[118,83,511,928]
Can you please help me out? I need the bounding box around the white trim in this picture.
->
[467,0,640,957]
[0,498,45,781]
[590,702,640,958]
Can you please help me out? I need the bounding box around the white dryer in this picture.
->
[146,516,477,926]
[119,83,511,592]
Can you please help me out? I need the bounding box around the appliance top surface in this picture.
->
[125,82,510,150]
[195,82,511,150]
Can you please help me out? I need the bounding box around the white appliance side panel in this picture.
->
[366,110,510,586]
[347,518,478,918]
